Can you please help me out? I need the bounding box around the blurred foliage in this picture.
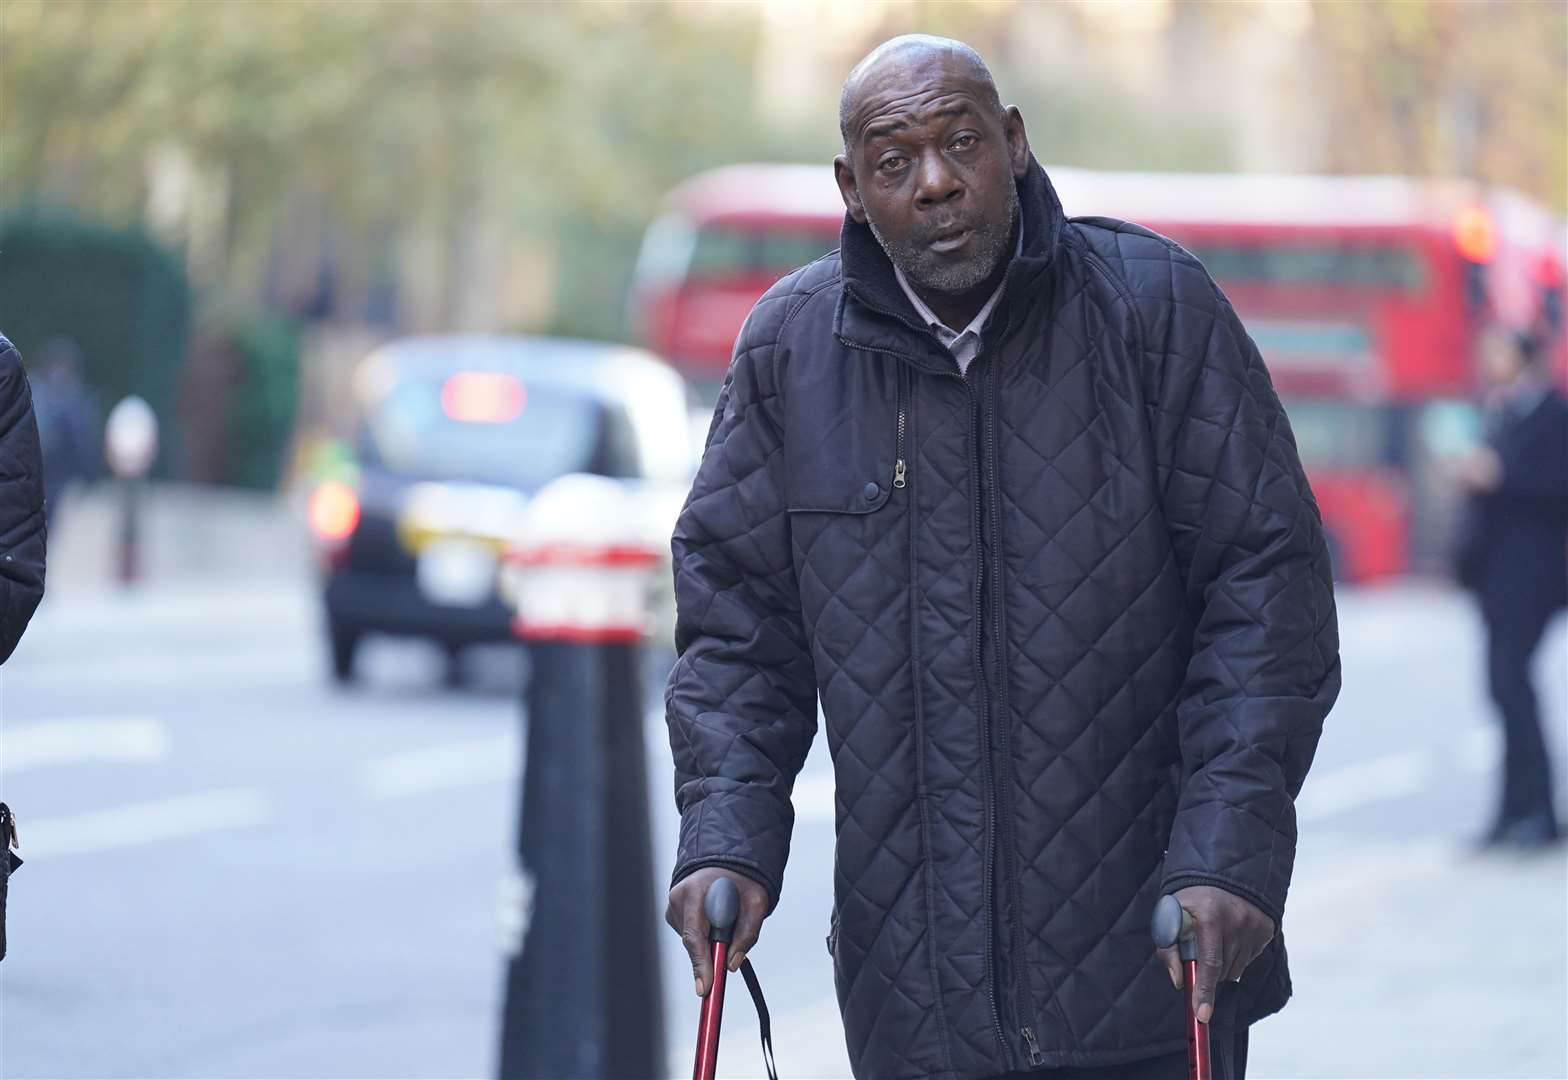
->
[0,212,190,474]
[1311,0,1568,210]
[1,0,1561,348]
[180,309,300,489]
[0,1,822,337]
[224,312,301,490]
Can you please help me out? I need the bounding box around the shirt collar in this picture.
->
[893,225,1023,341]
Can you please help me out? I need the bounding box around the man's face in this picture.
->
[1480,331,1526,389]
[835,55,1028,295]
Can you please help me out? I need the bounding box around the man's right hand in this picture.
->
[666,866,771,998]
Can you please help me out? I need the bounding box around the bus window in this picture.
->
[1187,243,1428,293]
[687,225,838,279]
[1279,399,1390,470]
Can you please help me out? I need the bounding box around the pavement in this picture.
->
[1,488,1565,1079]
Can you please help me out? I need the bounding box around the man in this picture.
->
[0,333,47,662]
[666,36,1339,1080]
[1455,329,1567,850]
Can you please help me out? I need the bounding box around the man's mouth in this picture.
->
[927,227,972,254]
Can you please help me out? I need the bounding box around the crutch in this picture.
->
[1152,894,1211,1080]
[692,877,739,1080]
[691,876,778,1080]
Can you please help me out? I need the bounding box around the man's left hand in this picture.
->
[1156,885,1275,1025]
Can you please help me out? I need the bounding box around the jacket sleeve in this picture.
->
[665,291,818,910]
[1141,258,1341,925]
[0,338,47,664]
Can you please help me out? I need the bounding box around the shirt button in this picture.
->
[863,481,881,502]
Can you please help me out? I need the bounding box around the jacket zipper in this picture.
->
[893,370,908,490]
[839,294,1016,1072]
[966,368,1014,1073]
[1022,1026,1044,1067]
[981,368,1044,1069]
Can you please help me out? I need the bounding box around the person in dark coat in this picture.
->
[28,337,100,529]
[0,333,48,663]
[665,37,1339,1080]
[1455,329,1567,849]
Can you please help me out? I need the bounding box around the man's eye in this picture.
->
[878,157,908,174]
[950,134,978,151]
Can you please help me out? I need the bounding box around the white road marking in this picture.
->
[5,648,311,690]
[1,716,170,772]
[792,772,836,824]
[1296,749,1434,823]
[22,788,272,858]
[361,733,519,800]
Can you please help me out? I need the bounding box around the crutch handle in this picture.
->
[1152,893,1197,962]
[705,875,740,943]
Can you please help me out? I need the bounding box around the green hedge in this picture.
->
[0,212,190,475]
[223,312,301,490]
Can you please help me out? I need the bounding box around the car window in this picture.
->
[359,372,601,490]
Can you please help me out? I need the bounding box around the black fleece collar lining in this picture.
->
[835,155,1066,357]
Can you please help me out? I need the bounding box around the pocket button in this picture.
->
[862,481,880,502]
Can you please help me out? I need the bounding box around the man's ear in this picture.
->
[834,155,867,224]
[1003,106,1031,179]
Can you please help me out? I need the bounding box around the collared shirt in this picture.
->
[893,228,1022,375]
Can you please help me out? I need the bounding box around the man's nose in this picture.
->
[913,149,962,208]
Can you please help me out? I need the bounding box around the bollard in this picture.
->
[103,395,158,586]
[496,475,669,1080]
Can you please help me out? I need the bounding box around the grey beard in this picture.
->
[868,185,1019,296]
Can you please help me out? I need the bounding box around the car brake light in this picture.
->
[1454,205,1496,264]
[441,372,526,424]
[310,481,360,542]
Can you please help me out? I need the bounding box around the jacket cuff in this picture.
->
[672,792,793,915]
[1159,870,1283,928]
[670,856,781,914]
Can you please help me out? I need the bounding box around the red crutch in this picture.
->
[691,876,778,1080]
[1152,894,1211,1080]
[692,876,739,1080]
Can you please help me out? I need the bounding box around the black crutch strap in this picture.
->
[738,957,778,1080]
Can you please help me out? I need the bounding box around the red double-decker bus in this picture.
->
[630,164,1566,582]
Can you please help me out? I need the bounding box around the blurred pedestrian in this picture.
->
[664,35,1338,1080]
[0,333,48,663]
[1455,329,1568,850]
[28,337,100,529]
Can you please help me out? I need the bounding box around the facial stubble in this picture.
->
[867,180,1019,296]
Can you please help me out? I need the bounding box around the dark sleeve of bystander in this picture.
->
[0,334,47,664]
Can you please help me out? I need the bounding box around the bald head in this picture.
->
[839,35,1004,150]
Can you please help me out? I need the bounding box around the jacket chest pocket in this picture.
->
[784,363,908,633]
[784,363,907,515]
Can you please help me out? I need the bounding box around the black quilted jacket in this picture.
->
[0,334,46,665]
[666,159,1340,1079]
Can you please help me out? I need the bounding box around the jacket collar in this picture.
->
[835,154,1067,369]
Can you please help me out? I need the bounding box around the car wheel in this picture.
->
[330,624,361,684]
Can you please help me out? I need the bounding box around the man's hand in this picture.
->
[666,867,771,998]
[1156,885,1275,1024]
[1453,447,1503,492]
